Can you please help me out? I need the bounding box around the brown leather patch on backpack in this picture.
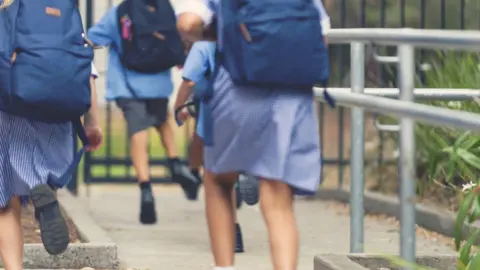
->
[45,7,61,17]
[146,5,156,13]
[152,32,166,40]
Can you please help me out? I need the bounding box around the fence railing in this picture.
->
[316,28,480,269]
[74,1,480,191]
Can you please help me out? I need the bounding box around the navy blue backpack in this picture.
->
[0,0,94,187]
[218,0,333,105]
[116,0,185,74]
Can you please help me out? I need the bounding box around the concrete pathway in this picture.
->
[79,185,454,270]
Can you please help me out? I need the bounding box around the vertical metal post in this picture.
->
[86,0,93,29]
[336,0,347,189]
[398,44,416,269]
[68,136,79,195]
[349,42,365,253]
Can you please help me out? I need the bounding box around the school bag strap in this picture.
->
[50,118,89,189]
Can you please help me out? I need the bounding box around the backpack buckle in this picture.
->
[82,33,102,49]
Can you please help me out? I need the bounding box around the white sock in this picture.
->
[213,267,235,270]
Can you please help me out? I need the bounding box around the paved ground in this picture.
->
[79,185,454,270]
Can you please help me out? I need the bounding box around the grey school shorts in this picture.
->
[116,98,169,137]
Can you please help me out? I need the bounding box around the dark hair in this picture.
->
[202,16,217,41]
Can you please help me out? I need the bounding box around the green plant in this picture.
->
[383,51,480,270]
[416,52,480,189]
[454,184,480,269]
[388,182,480,269]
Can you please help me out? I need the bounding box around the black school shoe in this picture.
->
[30,184,69,255]
[189,171,203,201]
[238,174,259,206]
[235,223,245,253]
[140,187,157,224]
[168,159,201,201]
[235,184,243,209]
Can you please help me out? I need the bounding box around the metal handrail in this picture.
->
[328,28,480,51]
[326,87,480,100]
[314,88,480,131]
[318,28,480,269]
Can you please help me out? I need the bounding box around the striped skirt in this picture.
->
[0,112,73,208]
[203,67,322,195]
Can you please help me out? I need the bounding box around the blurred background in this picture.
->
[74,0,480,213]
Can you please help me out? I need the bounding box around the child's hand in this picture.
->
[84,123,103,152]
[177,108,190,122]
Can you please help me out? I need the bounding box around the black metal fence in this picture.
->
[68,0,478,194]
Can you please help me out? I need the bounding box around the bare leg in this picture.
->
[188,133,204,170]
[157,117,201,200]
[131,130,156,224]
[260,180,298,270]
[231,189,238,223]
[204,170,238,266]
[0,197,23,270]
[155,117,178,158]
[130,130,150,183]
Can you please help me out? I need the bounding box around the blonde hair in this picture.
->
[0,0,14,9]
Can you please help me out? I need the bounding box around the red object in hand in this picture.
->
[177,65,183,70]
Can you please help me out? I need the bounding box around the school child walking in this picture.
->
[87,0,201,225]
[0,0,103,267]
[173,19,254,253]
[176,0,332,269]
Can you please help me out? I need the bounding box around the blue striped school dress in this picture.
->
[204,68,321,195]
[183,0,328,195]
[0,63,98,208]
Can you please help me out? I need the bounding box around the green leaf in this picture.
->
[455,131,473,148]
[468,196,480,223]
[459,230,480,266]
[443,145,459,184]
[457,149,480,170]
[461,136,480,151]
[455,190,477,250]
[427,153,441,180]
[466,252,480,270]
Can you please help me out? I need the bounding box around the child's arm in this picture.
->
[84,64,99,126]
[174,80,195,112]
[173,80,196,123]
[86,7,117,47]
[84,76,99,126]
[174,42,210,124]
[84,64,103,151]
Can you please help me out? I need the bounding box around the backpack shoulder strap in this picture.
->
[50,118,89,188]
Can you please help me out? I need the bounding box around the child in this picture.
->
[1,2,102,264]
[87,1,200,225]
[176,0,330,269]
[0,52,101,270]
[173,19,248,253]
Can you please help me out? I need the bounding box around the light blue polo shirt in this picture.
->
[87,6,174,100]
